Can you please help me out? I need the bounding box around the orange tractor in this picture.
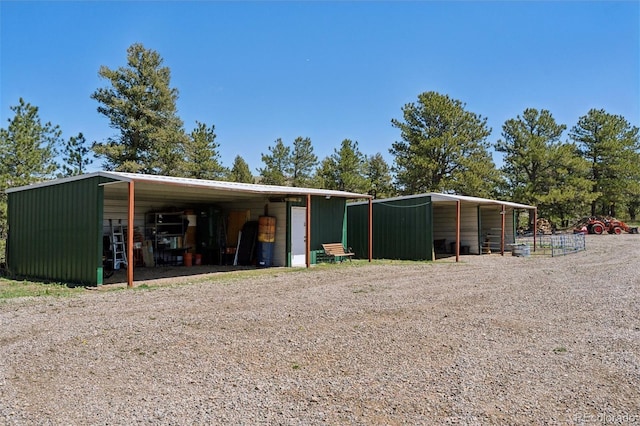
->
[574,216,638,235]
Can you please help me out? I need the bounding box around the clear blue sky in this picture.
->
[1,1,638,174]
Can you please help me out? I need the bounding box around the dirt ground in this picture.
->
[1,234,638,424]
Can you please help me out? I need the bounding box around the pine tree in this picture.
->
[258,138,291,186]
[390,91,500,196]
[570,109,640,217]
[315,139,368,193]
[0,98,59,188]
[496,108,595,224]
[365,153,394,199]
[182,122,227,180]
[91,43,188,175]
[540,142,595,226]
[290,137,318,187]
[229,155,254,183]
[61,132,93,176]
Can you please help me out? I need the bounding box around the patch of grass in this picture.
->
[291,363,301,370]
[134,284,151,291]
[553,346,567,354]
[0,278,85,300]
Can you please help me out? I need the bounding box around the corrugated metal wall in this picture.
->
[310,196,347,263]
[347,196,433,260]
[7,176,109,286]
[103,197,147,233]
[346,203,369,258]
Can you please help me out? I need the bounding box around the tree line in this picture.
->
[2,43,639,259]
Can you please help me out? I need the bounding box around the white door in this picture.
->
[291,207,307,267]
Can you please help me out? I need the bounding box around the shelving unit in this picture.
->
[146,212,188,266]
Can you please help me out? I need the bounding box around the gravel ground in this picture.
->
[1,234,638,425]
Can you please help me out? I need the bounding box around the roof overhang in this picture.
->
[349,192,535,210]
[6,171,372,202]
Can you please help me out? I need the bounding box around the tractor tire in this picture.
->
[611,226,623,235]
[591,223,604,235]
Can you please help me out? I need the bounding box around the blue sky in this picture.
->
[1,1,638,174]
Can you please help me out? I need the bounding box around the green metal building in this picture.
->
[348,193,536,261]
[6,172,370,286]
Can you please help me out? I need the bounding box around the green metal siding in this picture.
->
[310,196,347,263]
[346,203,369,258]
[7,176,109,286]
[347,196,433,260]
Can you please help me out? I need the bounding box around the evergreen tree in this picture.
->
[0,99,60,262]
[315,139,368,193]
[91,43,188,175]
[183,121,227,180]
[365,153,394,198]
[61,132,93,177]
[290,137,318,187]
[229,155,254,183]
[390,91,500,197]
[258,138,291,186]
[0,99,59,188]
[538,142,595,226]
[496,108,594,224]
[570,109,640,217]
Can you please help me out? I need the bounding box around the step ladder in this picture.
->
[110,219,128,270]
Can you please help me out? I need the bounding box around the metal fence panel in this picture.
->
[516,233,586,257]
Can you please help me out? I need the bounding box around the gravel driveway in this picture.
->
[1,235,638,424]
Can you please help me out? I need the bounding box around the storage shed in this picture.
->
[347,193,536,262]
[6,172,371,286]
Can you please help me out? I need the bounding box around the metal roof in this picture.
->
[6,171,372,200]
[349,192,535,209]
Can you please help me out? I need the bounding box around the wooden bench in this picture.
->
[321,243,355,263]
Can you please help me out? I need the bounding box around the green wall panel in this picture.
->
[310,196,347,250]
[346,203,369,258]
[348,196,433,261]
[7,176,109,286]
